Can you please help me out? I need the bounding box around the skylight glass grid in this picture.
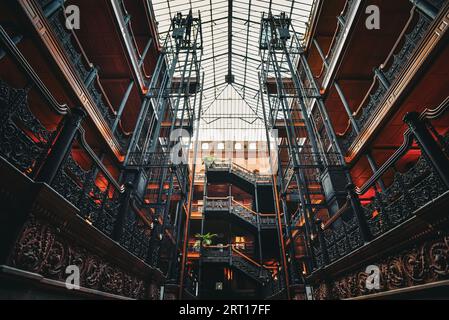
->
[151,0,316,142]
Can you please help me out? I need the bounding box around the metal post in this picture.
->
[254,183,263,265]
[346,184,372,243]
[258,71,291,300]
[112,79,134,133]
[179,73,204,298]
[84,66,98,88]
[315,219,330,266]
[374,67,391,89]
[139,38,153,67]
[43,0,65,18]
[0,35,23,60]
[35,108,86,184]
[404,112,449,188]
[112,182,134,241]
[334,82,360,135]
[410,0,438,20]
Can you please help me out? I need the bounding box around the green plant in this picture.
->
[193,232,218,248]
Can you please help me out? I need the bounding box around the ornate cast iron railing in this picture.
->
[201,245,274,285]
[311,97,449,271]
[0,25,68,176]
[50,128,124,237]
[0,74,153,265]
[0,80,56,176]
[338,7,434,153]
[36,0,132,149]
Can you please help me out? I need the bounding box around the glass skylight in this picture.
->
[151,0,316,142]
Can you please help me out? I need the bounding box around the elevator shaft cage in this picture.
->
[121,11,204,276]
[258,12,352,277]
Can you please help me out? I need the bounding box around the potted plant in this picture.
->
[193,232,218,249]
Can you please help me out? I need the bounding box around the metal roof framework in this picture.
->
[151,0,315,141]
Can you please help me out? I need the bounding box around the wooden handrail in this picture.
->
[323,200,349,229]
[0,26,68,115]
[231,199,257,215]
[205,196,230,200]
[259,213,280,217]
[77,128,124,192]
[355,96,449,195]
[231,246,272,271]
[130,198,153,228]
[203,244,230,249]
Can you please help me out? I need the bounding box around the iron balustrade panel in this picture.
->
[312,243,325,269]
[0,80,55,175]
[230,204,257,226]
[363,155,447,237]
[259,216,277,228]
[50,148,121,238]
[127,151,174,168]
[46,12,89,81]
[207,161,272,184]
[120,214,151,262]
[383,13,431,84]
[323,214,363,264]
[204,199,230,212]
[201,246,231,263]
[231,256,271,283]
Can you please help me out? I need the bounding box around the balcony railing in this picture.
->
[311,97,449,270]
[36,0,132,150]
[110,0,151,92]
[50,128,124,237]
[201,245,274,283]
[318,0,362,89]
[0,32,161,268]
[337,7,436,153]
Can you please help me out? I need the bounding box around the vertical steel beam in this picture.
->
[112,79,134,133]
[258,71,291,300]
[179,73,204,298]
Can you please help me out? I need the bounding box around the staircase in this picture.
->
[204,197,277,229]
[206,160,272,194]
[201,245,273,285]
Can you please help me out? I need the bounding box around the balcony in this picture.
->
[0,63,164,298]
[110,0,155,93]
[15,0,144,159]
[337,2,448,159]
[308,98,449,298]
[317,0,362,89]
